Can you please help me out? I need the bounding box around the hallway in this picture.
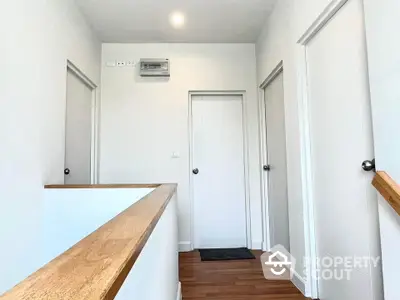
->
[1,0,397,299]
[179,251,307,299]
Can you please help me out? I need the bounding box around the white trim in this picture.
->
[93,87,101,184]
[179,241,193,252]
[262,240,268,252]
[258,61,285,253]
[176,282,182,300]
[188,91,252,249]
[260,61,284,89]
[291,270,307,296]
[66,60,99,184]
[258,85,269,252]
[296,1,352,298]
[67,61,97,89]
[278,257,306,296]
[297,0,350,45]
[296,46,319,298]
[251,240,263,250]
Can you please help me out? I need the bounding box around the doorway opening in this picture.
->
[259,61,290,254]
[64,61,98,184]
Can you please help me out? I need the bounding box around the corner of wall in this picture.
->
[176,282,182,300]
[178,241,193,252]
[252,240,263,250]
[292,269,307,297]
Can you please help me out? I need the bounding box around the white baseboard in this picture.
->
[179,241,192,252]
[176,282,182,300]
[262,240,268,252]
[291,270,307,296]
[251,240,263,250]
[179,241,264,251]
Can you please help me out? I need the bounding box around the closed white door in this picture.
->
[306,0,381,299]
[64,69,93,184]
[192,95,247,249]
[264,71,290,252]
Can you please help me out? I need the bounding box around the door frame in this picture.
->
[296,0,351,298]
[65,60,100,184]
[258,60,285,253]
[188,91,252,250]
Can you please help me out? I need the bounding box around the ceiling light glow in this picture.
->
[170,11,185,28]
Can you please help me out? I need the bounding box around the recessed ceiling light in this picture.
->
[170,11,185,29]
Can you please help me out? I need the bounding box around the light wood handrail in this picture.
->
[0,184,177,300]
[44,184,160,189]
[372,171,400,216]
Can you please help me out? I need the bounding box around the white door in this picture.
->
[192,95,247,249]
[364,1,400,299]
[264,71,290,252]
[306,0,381,299]
[64,68,93,184]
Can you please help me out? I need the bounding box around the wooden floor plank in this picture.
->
[179,251,308,300]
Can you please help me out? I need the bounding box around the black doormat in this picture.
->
[199,248,255,261]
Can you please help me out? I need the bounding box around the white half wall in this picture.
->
[42,188,154,264]
[363,1,400,299]
[0,0,101,294]
[116,195,179,300]
[100,43,262,249]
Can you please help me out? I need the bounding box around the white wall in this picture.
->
[100,43,262,249]
[363,1,400,299]
[42,188,154,263]
[2,188,176,299]
[0,0,101,294]
[256,0,359,294]
[256,0,305,286]
[116,195,179,300]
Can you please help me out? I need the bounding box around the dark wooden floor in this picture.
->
[179,250,308,300]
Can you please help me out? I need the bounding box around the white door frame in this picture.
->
[258,61,284,253]
[66,60,99,184]
[188,91,252,250]
[296,0,351,298]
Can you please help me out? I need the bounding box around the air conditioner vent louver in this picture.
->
[140,59,170,77]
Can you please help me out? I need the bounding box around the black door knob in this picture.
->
[263,165,271,171]
[192,168,199,175]
[362,159,375,172]
[64,168,70,175]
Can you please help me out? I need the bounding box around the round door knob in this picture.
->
[192,168,199,175]
[263,165,271,171]
[362,159,375,172]
[64,168,70,175]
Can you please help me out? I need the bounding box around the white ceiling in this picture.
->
[75,0,277,43]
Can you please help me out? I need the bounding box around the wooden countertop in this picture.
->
[0,184,177,300]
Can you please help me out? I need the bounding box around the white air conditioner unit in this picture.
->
[139,59,170,77]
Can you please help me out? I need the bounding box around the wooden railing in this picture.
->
[0,184,177,300]
[372,171,400,216]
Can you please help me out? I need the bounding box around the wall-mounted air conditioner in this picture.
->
[139,59,170,77]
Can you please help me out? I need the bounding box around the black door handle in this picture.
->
[64,168,70,175]
[193,168,199,175]
[263,165,271,171]
[362,159,375,172]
